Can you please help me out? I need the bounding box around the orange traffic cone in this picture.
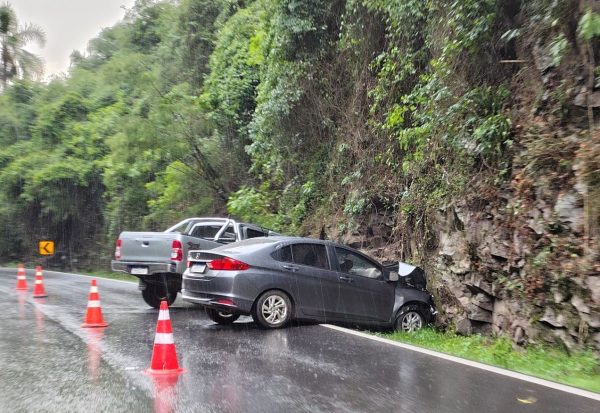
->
[15,264,27,291]
[32,266,48,298]
[147,301,184,375]
[82,279,108,328]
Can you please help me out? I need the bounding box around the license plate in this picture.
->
[191,264,206,274]
[130,267,148,275]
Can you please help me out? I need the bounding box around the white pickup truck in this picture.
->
[111,217,279,307]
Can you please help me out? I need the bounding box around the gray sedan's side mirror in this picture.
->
[388,271,399,282]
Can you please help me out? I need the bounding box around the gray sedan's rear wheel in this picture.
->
[394,304,424,332]
[253,290,292,329]
[205,308,240,324]
[141,283,177,308]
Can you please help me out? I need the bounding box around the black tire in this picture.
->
[205,308,240,324]
[394,304,425,332]
[252,290,292,329]
[141,283,177,308]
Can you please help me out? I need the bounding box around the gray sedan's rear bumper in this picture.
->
[182,289,254,314]
[181,270,256,314]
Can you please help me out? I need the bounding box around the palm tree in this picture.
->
[0,2,45,89]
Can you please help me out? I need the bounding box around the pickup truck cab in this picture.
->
[111,217,279,308]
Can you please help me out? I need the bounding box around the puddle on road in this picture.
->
[150,374,181,413]
[84,327,106,382]
[0,290,154,412]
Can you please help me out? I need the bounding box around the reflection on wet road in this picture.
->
[0,268,598,412]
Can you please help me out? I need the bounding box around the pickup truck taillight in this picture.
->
[207,257,249,271]
[115,239,122,260]
[171,240,183,261]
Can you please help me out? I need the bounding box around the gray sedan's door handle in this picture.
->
[282,264,299,272]
[339,276,354,283]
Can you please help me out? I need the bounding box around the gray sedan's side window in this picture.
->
[292,243,329,269]
[278,244,329,270]
[335,247,382,279]
[280,245,293,262]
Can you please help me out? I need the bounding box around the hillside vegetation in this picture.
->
[0,0,599,349]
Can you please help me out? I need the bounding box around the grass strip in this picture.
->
[81,269,138,283]
[2,263,137,283]
[381,328,600,393]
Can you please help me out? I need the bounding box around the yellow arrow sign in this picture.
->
[39,240,55,255]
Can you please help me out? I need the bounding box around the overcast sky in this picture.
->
[11,0,137,78]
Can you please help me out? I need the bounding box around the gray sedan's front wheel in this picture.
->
[394,304,424,332]
[253,290,292,329]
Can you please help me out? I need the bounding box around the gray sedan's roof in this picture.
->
[216,235,329,247]
[208,236,370,257]
[190,236,391,269]
[205,237,282,255]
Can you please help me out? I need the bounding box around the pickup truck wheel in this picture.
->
[205,308,240,324]
[141,284,177,308]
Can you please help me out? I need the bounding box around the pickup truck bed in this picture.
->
[111,218,279,308]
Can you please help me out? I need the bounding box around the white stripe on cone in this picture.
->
[90,286,99,293]
[87,300,101,308]
[158,310,170,321]
[154,333,174,345]
[35,280,42,284]
[18,276,26,280]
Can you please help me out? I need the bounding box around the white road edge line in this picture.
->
[321,324,600,401]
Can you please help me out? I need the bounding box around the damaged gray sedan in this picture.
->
[182,237,436,331]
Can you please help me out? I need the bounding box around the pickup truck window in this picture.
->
[168,221,190,233]
[189,224,231,239]
[190,225,218,238]
[246,228,266,239]
[219,225,236,242]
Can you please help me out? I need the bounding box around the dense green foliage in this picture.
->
[0,3,45,87]
[0,0,598,276]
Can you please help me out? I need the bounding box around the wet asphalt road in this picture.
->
[0,268,598,413]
